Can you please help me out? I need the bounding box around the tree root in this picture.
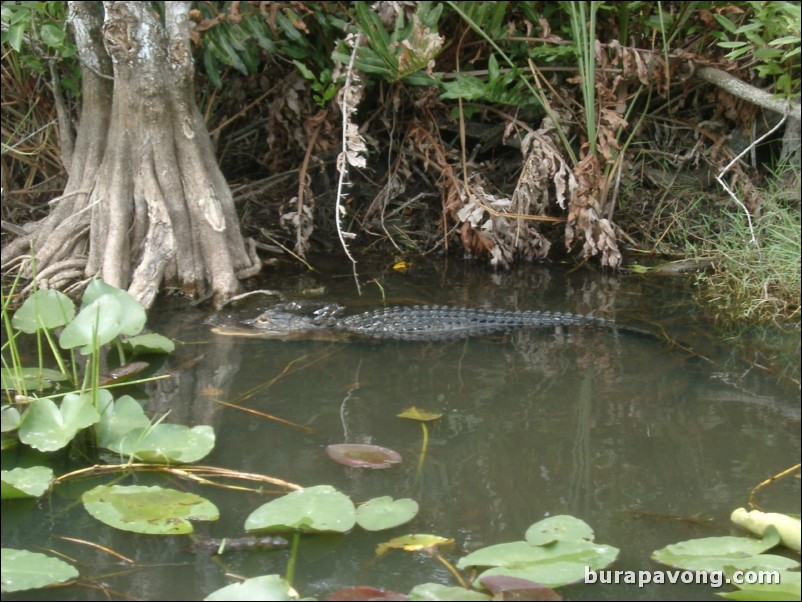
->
[2,3,261,309]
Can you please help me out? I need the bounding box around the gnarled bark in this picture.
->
[2,1,260,308]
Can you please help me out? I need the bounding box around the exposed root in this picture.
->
[2,3,260,308]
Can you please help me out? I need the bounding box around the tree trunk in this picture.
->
[2,1,259,308]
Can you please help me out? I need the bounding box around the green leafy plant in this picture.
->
[441,54,538,107]
[333,1,444,84]
[0,2,77,75]
[664,164,802,321]
[714,1,801,99]
[1,279,190,467]
[196,3,349,91]
[653,528,798,574]
[3,280,172,399]
[564,1,600,157]
[293,60,340,107]
[5,281,210,458]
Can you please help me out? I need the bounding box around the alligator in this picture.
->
[211,302,650,342]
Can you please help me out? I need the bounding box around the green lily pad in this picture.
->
[12,289,75,333]
[205,575,298,601]
[458,518,619,588]
[18,393,101,452]
[1,405,22,432]
[1,548,79,592]
[457,540,619,588]
[95,394,151,449]
[58,281,146,354]
[1,367,69,392]
[356,496,419,531]
[1,466,54,499]
[653,532,799,573]
[96,395,214,463]
[81,280,146,336]
[525,515,595,545]
[82,484,219,534]
[122,333,175,354]
[718,570,801,600]
[109,424,216,464]
[59,295,124,354]
[245,485,356,533]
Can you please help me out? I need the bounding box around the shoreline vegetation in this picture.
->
[1,2,799,323]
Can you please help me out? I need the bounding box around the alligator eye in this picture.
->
[256,315,270,324]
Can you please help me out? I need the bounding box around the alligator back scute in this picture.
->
[333,305,612,341]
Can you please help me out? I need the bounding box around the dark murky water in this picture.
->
[3,259,800,600]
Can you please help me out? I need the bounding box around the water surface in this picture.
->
[3,260,799,600]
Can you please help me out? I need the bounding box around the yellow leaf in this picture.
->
[376,534,453,557]
[397,406,442,421]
